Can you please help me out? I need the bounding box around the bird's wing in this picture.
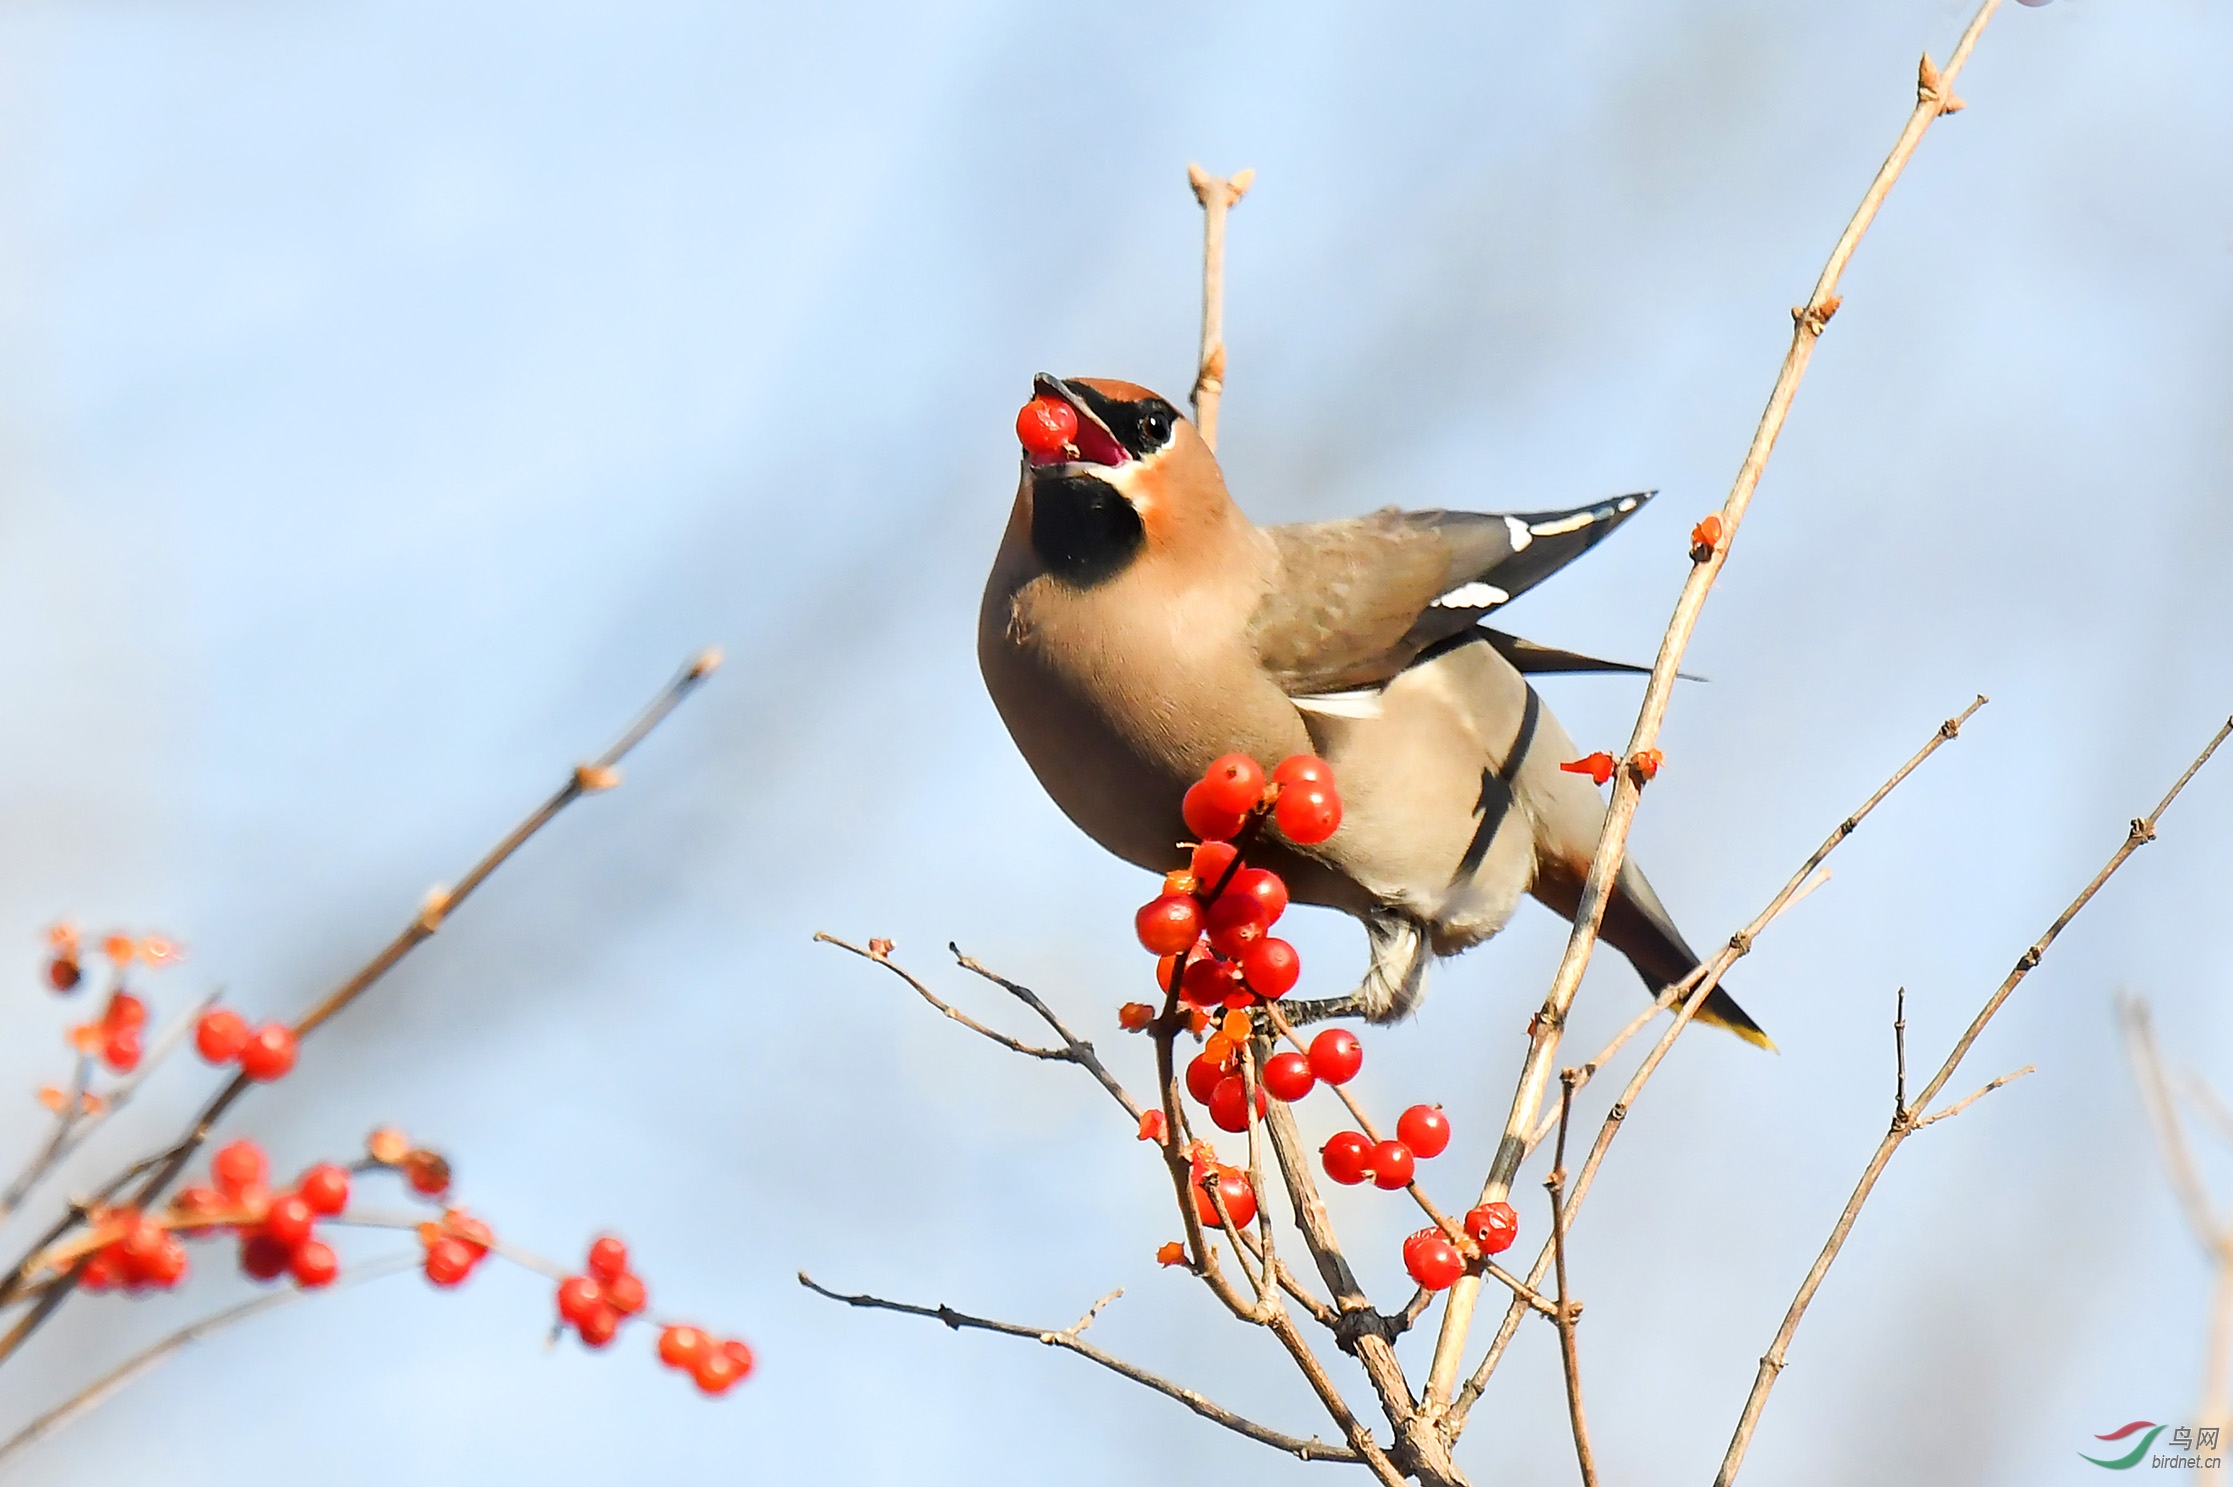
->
[1250,493,1652,695]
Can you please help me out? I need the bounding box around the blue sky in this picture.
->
[1,2,2229,1483]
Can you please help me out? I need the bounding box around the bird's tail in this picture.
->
[1605,859,1776,1051]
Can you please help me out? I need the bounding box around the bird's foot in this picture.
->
[1272,995,1370,1028]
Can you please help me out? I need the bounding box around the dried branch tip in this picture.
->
[687,647,724,679]
[1187,165,1255,207]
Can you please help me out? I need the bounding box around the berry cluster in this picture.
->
[1133,753,1342,1014]
[657,1324,756,1396]
[555,1235,647,1347]
[1125,756,1527,1294]
[195,1006,299,1082]
[169,1139,349,1289]
[47,927,184,1073]
[86,991,147,1074]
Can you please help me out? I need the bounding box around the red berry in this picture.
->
[101,1024,142,1073]
[1182,781,1247,843]
[693,1346,744,1395]
[240,1233,293,1282]
[423,1237,476,1287]
[1403,1230,1465,1290]
[1225,867,1288,924]
[606,1272,647,1315]
[1274,784,1342,845]
[140,1235,189,1288]
[263,1192,316,1249]
[229,1181,272,1222]
[1239,937,1300,999]
[403,1150,451,1196]
[1180,954,1241,1010]
[1184,1053,1227,1106]
[1320,1130,1373,1186]
[81,1250,119,1291]
[1205,895,1269,959]
[587,1234,629,1283]
[1272,754,1334,789]
[1396,1105,1452,1160]
[117,1211,166,1266]
[448,1214,493,1258]
[557,1275,605,1326]
[659,1324,710,1370]
[1261,1050,1315,1102]
[238,1023,297,1082]
[194,1009,249,1063]
[1207,1075,1267,1133]
[290,1239,339,1289]
[105,992,148,1031]
[719,1338,755,1380]
[1464,1202,1520,1255]
[1135,895,1204,956]
[1197,754,1266,817]
[1308,1028,1364,1085]
[47,956,81,992]
[212,1139,268,1197]
[1370,1140,1416,1190]
[1191,1166,1257,1229]
[577,1303,621,1348]
[1015,395,1078,463]
[298,1163,350,1216]
[1188,840,1239,889]
[171,1185,227,1236]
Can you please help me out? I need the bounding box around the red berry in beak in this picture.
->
[1016,396,1078,464]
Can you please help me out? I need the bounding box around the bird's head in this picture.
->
[1014,374,1232,587]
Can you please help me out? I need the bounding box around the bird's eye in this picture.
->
[1134,404,1173,452]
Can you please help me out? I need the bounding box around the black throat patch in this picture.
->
[1030,472,1145,587]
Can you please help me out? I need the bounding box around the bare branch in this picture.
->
[0,652,719,1361]
[1186,164,1253,450]
[0,1253,418,1467]
[1911,1065,2033,1129]
[951,946,1149,1122]
[818,935,1071,1061]
[2121,995,2222,1251]
[1548,1074,1598,1487]
[1436,696,1985,1422]
[798,1272,1361,1465]
[1713,712,2231,1487]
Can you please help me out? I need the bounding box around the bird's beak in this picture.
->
[1030,374,1131,472]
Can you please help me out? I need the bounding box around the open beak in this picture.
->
[1031,374,1131,470]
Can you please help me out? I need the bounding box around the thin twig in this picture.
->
[1547,1074,1597,1487]
[1713,712,2230,1486]
[817,936,1069,1060]
[1894,986,1908,1120]
[798,1272,1360,1465]
[1911,1065,2033,1128]
[0,1253,418,1468]
[950,946,1147,1122]
[0,993,221,1227]
[0,652,720,1362]
[1434,697,1985,1419]
[2121,996,2221,1251]
[1186,165,1253,451]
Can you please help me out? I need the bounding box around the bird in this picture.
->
[978,373,1769,1047]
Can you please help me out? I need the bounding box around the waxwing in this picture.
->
[979,374,1768,1047]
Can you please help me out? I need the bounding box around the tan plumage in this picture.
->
[979,375,1768,1046]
